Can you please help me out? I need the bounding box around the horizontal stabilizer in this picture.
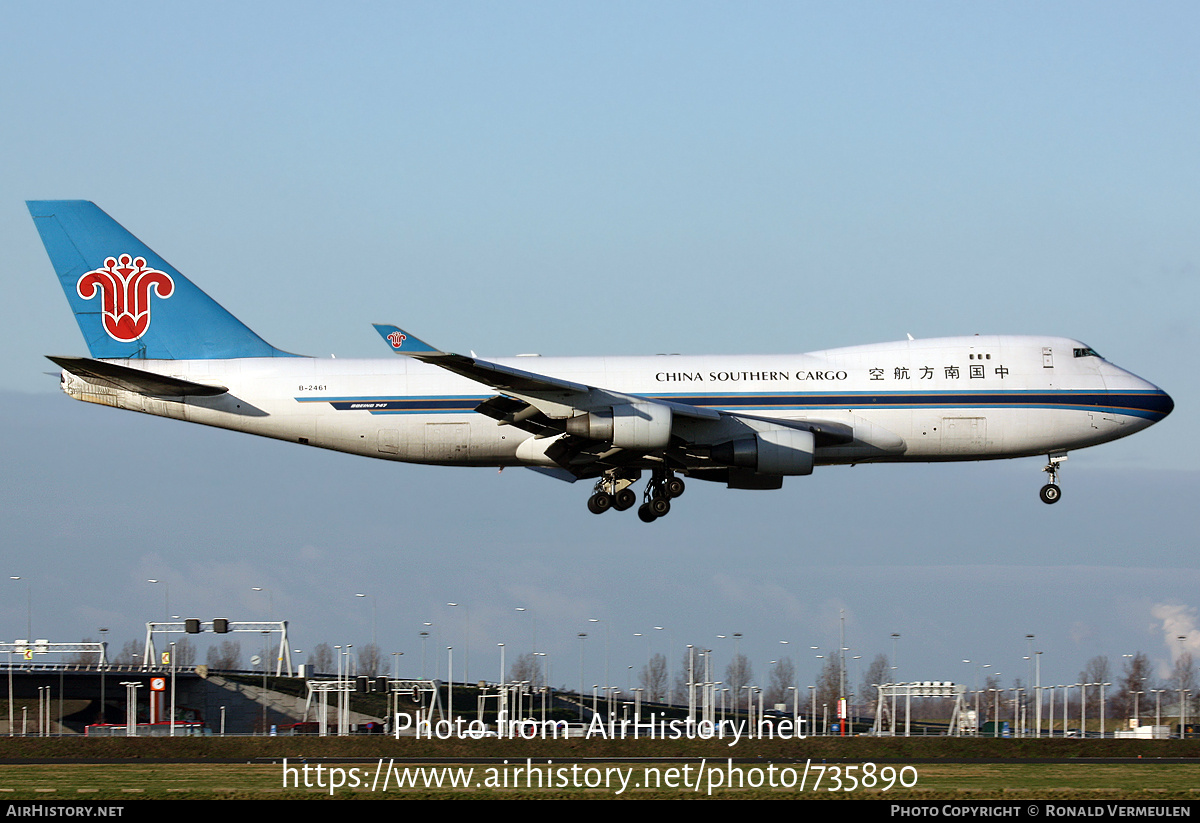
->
[46,356,228,397]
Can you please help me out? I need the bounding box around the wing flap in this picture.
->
[473,395,562,437]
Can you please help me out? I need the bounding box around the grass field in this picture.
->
[1,760,1199,799]
[0,737,1198,800]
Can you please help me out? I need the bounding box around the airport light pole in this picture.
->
[9,577,31,642]
[702,648,714,726]
[535,651,550,717]
[991,687,1002,736]
[146,579,168,624]
[588,618,609,710]
[850,655,862,731]
[839,610,848,718]
[420,626,431,679]
[6,649,12,737]
[99,627,108,725]
[891,633,901,683]
[251,586,272,619]
[809,686,816,736]
[355,593,377,648]
[1035,651,1043,738]
[1023,634,1035,737]
[170,641,176,736]
[654,627,670,703]
[1061,684,1070,738]
[1047,683,1054,738]
[1100,681,1111,737]
[448,603,469,683]
[577,633,587,720]
[1179,635,1188,738]
[1013,687,1023,737]
[691,647,700,724]
[515,607,536,661]
[633,632,646,692]
[1079,682,1088,738]
[261,631,270,734]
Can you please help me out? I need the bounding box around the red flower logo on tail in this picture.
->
[77,254,174,343]
[387,331,407,349]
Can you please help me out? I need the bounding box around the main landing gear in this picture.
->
[586,472,639,515]
[1039,453,1067,505]
[587,468,685,522]
[637,471,686,523]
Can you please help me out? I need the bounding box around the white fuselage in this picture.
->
[58,335,1170,475]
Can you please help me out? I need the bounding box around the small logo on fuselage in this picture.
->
[77,254,174,342]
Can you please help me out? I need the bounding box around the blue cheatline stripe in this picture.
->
[294,389,1172,421]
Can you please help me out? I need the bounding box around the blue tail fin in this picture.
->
[28,201,296,360]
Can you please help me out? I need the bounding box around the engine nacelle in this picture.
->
[709,429,815,476]
[565,402,673,449]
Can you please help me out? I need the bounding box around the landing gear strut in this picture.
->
[636,468,685,523]
[1039,453,1067,504]
[586,467,685,521]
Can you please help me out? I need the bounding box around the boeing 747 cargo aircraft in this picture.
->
[29,201,1173,522]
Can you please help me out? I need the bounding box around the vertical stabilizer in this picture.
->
[28,200,295,360]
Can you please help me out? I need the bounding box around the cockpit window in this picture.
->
[1073,347,1100,358]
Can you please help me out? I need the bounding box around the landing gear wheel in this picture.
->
[587,492,614,514]
[1039,484,1061,505]
[614,488,638,511]
[641,468,678,520]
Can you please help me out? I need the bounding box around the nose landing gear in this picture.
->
[1039,453,1067,504]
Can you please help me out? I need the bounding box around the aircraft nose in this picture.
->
[1133,380,1173,423]
[1106,361,1173,424]
[1156,387,1174,420]
[1104,371,1171,429]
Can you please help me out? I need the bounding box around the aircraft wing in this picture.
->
[372,324,862,481]
[372,324,721,422]
[47,356,229,397]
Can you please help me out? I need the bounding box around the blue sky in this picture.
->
[2,2,1197,702]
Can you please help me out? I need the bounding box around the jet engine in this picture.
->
[564,402,673,449]
[709,429,815,475]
